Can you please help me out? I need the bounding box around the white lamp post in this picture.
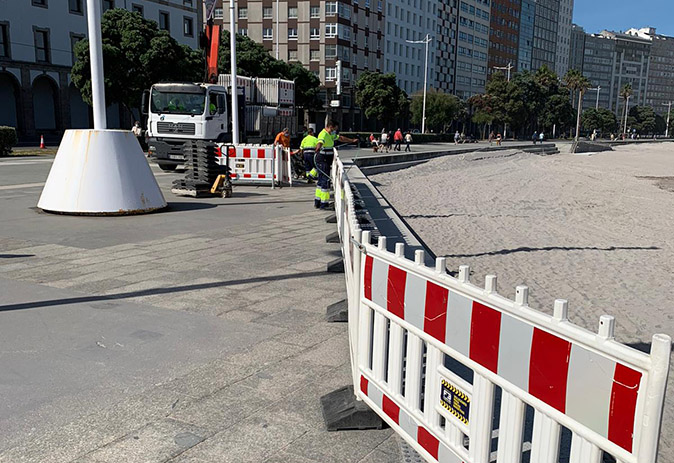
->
[37,0,166,215]
[493,62,513,139]
[623,95,631,137]
[663,102,672,138]
[407,34,432,134]
[230,0,239,144]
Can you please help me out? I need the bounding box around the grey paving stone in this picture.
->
[294,334,351,367]
[283,428,395,463]
[161,359,259,401]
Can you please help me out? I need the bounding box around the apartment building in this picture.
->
[488,0,520,72]
[554,0,572,76]
[577,32,615,111]
[601,30,651,113]
[626,27,674,116]
[530,0,558,71]
[0,0,201,139]
[217,0,383,128]
[454,0,490,98]
[434,0,457,93]
[384,0,437,96]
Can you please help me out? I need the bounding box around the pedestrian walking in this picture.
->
[404,132,412,152]
[539,132,544,143]
[313,120,358,209]
[532,131,538,144]
[386,130,393,152]
[454,130,460,145]
[380,131,389,152]
[496,133,502,146]
[488,131,495,145]
[300,128,318,183]
[394,128,403,151]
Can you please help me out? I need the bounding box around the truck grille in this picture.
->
[156,122,196,135]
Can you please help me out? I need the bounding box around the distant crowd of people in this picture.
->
[369,128,413,153]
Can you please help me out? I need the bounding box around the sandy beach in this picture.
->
[372,142,674,460]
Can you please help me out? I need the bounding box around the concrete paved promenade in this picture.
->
[0,156,399,462]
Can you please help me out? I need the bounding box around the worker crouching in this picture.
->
[300,128,318,183]
[314,120,358,209]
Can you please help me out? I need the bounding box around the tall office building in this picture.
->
[435,0,458,93]
[516,0,535,72]
[575,31,615,111]
[454,0,491,98]
[384,0,437,95]
[568,23,585,72]
[554,0,573,76]
[217,0,383,128]
[626,27,674,116]
[0,0,202,139]
[531,0,559,71]
[488,0,520,72]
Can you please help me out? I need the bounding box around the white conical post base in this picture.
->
[38,129,167,215]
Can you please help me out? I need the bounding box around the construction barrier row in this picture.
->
[330,149,671,463]
[219,144,292,186]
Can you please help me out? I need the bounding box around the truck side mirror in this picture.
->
[141,89,150,115]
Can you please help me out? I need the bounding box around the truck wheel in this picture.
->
[158,163,177,172]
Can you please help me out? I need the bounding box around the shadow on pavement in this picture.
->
[444,245,660,258]
[0,254,35,258]
[0,270,327,312]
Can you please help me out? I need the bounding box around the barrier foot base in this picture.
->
[321,385,384,431]
[326,231,340,243]
[326,299,348,322]
[325,213,337,223]
[327,258,344,273]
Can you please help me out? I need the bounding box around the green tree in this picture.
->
[563,69,591,140]
[619,84,633,134]
[218,31,321,109]
[355,71,408,126]
[72,8,202,116]
[409,88,462,133]
[627,105,656,134]
[467,93,496,138]
[540,93,574,134]
[581,108,618,135]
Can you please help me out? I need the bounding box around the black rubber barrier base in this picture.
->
[325,214,337,223]
[327,258,344,273]
[326,231,340,243]
[321,385,385,431]
[326,299,348,322]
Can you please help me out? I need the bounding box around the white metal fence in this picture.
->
[222,144,292,187]
[331,150,671,463]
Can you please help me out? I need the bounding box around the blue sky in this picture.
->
[573,0,674,36]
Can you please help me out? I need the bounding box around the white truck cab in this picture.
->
[144,82,229,171]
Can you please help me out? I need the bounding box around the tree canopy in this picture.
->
[72,8,202,114]
[581,108,618,134]
[627,105,657,134]
[354,71,408,125]
[409,88,462,133]
[218,31,321,109]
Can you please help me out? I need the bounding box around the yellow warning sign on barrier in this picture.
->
[440,379,470,425]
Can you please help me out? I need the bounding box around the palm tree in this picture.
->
[620,83,633,137]
[563,69,591,141]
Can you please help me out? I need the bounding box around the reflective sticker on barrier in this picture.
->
[440,379,470,426]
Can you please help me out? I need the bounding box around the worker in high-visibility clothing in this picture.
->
[300,127,318,183]
[314,120,358,209]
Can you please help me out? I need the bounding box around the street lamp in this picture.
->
[663,102,672,138]
[493,62,513,139]
[589,86,601,110]
[275,0,279,59]
[623,95,631,138]
[406,34,433,134]
[229,0,239,143]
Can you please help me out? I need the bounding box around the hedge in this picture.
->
[340,132,452,147]
[0,126,18,156]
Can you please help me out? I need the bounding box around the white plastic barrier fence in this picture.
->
[331,149,671,463]
[221,144,292,186]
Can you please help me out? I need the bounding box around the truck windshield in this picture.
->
[150,89,206,115]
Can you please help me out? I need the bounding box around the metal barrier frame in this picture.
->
[331,149,671,463]
[221,144,292,187]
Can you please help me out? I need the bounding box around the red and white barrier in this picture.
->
[331,149,671,463]
[220,144,291,186]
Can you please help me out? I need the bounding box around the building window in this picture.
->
[32,0,47,7]
[310,28,320,39]
[183,0,193,6]
[325,2,337,16]
[288,28,298,39]
[238,7,247,18]
[325,24,337,38]
[70,33,84,64]
[310,49,320,61]
[289,50,298,61]
[131,4,143,16]
[310,5,320,18]
[214,7,223,19]
[238,28,248,36]
[0,23,10,58]
[102,0,114,11]
[159,12,170,31]
[183,17,193,36]
[288,7,298,18]
[263,28,273,40]
[263,7,273,18]
[34,28,50,63]
[325,44,337,58]
[325,66,337,81]
[69,0,83,14]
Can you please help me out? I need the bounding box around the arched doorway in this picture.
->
[0,72,20,130]
[69,83,90,128]
[32,75,58,131]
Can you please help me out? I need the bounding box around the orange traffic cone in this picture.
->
[40,135,45,149]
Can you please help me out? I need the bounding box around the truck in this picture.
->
[143,77,296,171]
